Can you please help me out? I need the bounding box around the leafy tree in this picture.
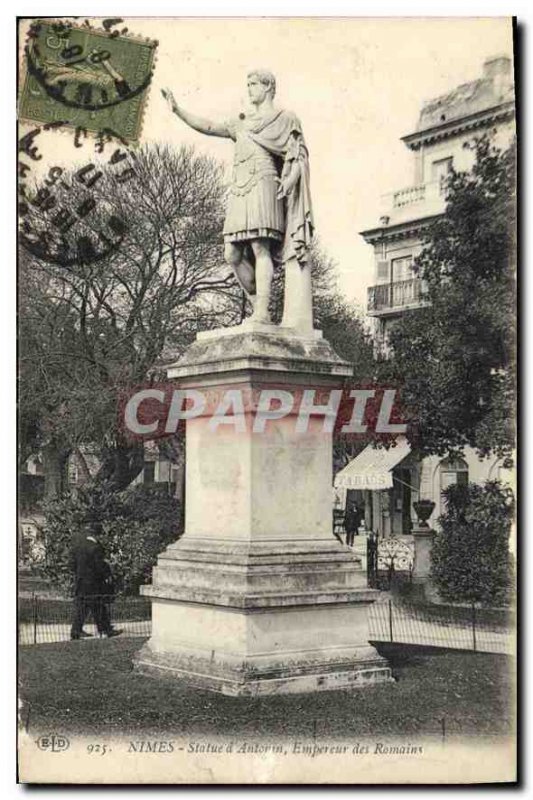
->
[265,241,376,474]
[378,137,516,461]
[312,258,374,375]
[430,480,514,607]
[261,239,374,375]
[42,484,181,595]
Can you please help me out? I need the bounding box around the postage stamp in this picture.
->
[19,19,157,142]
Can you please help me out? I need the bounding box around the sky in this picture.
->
[20,17,514,310]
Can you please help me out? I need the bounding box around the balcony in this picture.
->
[367,278,428,317]
[392,184,427,208]
[380,180,447,225]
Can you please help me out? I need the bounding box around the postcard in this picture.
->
[17,16,517,784]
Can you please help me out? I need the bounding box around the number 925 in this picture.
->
[87,743,109,755]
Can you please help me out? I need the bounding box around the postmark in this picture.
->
[19,19,158,142]
[18,123,136,267]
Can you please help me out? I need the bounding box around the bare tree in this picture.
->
[19,144,243,494]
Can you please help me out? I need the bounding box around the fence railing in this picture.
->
[381,179,447,215]
[367,278,428,314]
[368,599,514,655]
[367,535,414,589]
[18,593,151,645]
[19,593,514,657]
[392,184,426,208]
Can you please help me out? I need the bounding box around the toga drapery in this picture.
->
[223,109,314,267]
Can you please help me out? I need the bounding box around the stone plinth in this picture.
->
[134,324,392,695]
[412,526,440,602]
[412,525,435,582]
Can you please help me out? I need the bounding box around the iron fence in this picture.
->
[367,535,414,589]
[19,592,514,657]
[368,599,514,655]
[18,593,151,645]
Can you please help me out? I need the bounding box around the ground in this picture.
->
[19,638,515,740]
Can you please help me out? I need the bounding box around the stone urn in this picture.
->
[413,499,435,528]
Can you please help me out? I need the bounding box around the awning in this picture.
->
[334,441,411,491]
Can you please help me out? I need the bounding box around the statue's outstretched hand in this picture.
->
[161,88,178,114]
[160,90,227,138]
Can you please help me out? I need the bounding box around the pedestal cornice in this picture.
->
[166,325,353,381]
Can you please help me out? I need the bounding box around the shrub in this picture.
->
[430,480,514,607]
[42,484,181,596]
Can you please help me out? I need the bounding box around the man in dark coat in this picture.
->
[70,524,122,640]
[344,502,362,547]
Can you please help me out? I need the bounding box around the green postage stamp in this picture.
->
[19,19,157,142]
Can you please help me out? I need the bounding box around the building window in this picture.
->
[439,457,468,494]
[391,256,413,283]
[432,157,453,193]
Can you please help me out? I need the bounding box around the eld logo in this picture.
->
[36,734,70,753]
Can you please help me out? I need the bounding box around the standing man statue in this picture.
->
[162,69,314,329]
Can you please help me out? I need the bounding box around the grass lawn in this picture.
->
[19,638,515,740]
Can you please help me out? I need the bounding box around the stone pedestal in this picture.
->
[412,525,435,583]
[134,323,392,695]
[412,526,442,603]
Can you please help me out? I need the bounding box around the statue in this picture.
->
[162,69,315,331]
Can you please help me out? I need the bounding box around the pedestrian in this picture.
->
[69,522,122,640]
[344,502,362,547]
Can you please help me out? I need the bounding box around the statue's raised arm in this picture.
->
[161,88,231,139]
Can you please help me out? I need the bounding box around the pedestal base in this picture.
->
[134,639,391,696]
[133,540,393,696]
[137,328,391,695]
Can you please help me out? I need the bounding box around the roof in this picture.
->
[417,77,514,134]
[402,56,515,149]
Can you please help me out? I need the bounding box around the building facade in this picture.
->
[362,54,515,356]
[337,55,515,538]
